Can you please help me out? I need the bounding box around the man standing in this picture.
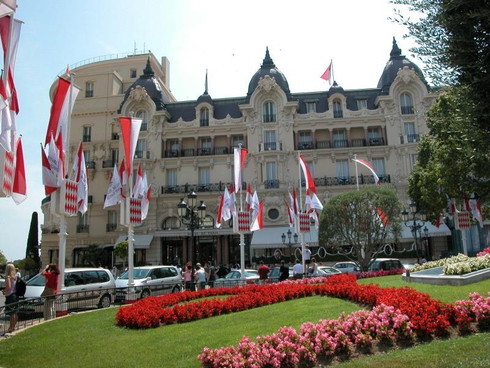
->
[302,245,311,266]
[292,259,304,279]
[258,261,270,284]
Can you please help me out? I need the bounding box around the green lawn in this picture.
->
[0,276,489,368]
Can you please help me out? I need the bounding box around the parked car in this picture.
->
[268,266,293,283]
[214,269,259,288]
[0,275,5,290]
[115,265,182,302]
[368,258,404,271]
[309,266,342,277]
[332,262,360,273]
[24,267,116,311]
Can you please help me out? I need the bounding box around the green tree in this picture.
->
[25,211,41,272]
[318,187,402,271]
[114,241,128,269]
[392,0,490,130]
[80,244,104,267]
[408,86,490,217]
[0,249,7,265]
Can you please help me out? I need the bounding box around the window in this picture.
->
[298,132,313,149]
[199,137,211,155]
[136,110,148,131]
[368,128,383,145]
[306,102,316,113]
[336,160,349,179]
[77,213,89,233]
[300,161,315,183]
[83,150,90,163]
[167,169,177,187]
[111,149,119,165]
[333,100,343,118]
[85,81,94,98]
[167,139,180,157]
[232,135,244,148]
[372,158,385,178]
[162,217,180,230]
[404,122,418,143]
[107,211,117,232]
[400,93,414,114]
[263,101,276,122]
[130,69,137,78]
[82,126,91,142]
[268,208,279,220]
[264,131,276,150]
[265,162,278,188]
[198,168,210,186]
[200,107,209,127]
[135,139,147,159]
[333,129,347,148]
[409,154,418,170]
[356,99,367,110]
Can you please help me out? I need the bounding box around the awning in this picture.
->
[115,234,154,249]
[250,226,318,249]
[400,222,451,240]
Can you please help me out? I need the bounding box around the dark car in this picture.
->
[268,266,293,282]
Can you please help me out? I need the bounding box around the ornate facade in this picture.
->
[40,40,450,268]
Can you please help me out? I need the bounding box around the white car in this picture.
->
[332,262,360,273]
[115,265,182,302]
[24,268,116,310]
[214,269,259,288]
[309,266,342,277]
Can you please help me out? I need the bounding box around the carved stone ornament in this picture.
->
[396,67,418,85]
[257,75,278,94]
[128,85,150,103]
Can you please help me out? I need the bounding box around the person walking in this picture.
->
[279,260,290,282]
[292,259,304,279]
[183,264,193,291]
[2,263,18,334]
[258,261,270,284]
[194,263,207,290]
[41,264,60,320]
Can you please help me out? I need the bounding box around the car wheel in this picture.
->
[140,289,151,299]
[98,294,111,309]
[171,284,181,293]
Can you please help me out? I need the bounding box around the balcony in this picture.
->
[197,148,211,156]
[76,225,90,233]
[368,137,385,146]
[135,151,151,159]
[264,179,280,189]
[102,160,116,168]
[111,133,119,140]
[106,223,117,232]
[160,182,232,194]
[313,174,391,187]
[297,142,314,150]
[400,134,420,144]
[86,161,96,169]
[350,138,366,147]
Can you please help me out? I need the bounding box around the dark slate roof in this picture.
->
[166,96,246,123]
[246,47,292,102]
[377,38,429,94]
[119,58,171,112]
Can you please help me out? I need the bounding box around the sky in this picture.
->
[0,0,424,261]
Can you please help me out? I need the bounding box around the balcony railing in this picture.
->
[86,161,96,169]
[160,182,234,194]
[400,134,420,144]
[76,225,90,233]
[106,223,117,232]
[311,174,391,187]
[264,179,280,189]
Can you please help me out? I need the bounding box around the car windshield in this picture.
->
[118,269,151,280]
[26,273,46,286]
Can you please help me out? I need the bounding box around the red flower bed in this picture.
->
[116,273,455,338]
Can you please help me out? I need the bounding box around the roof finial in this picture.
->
[262,46,275,68]
[204,69,208,95]
[390,37,402,58]
[142,57,154,78]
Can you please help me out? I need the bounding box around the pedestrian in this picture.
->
[302,245,311,265]
[194,263,206,290]
[207,264,217,288]
[279,260,290,282]
[308,257,319,277]
[217,264,228,279]
[258,261,270,284]
[183,264,193,291]
[41,264,60,320]
[2,263,19,334]
[292,259,304,279]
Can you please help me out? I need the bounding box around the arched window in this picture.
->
[200,107,209,126]
[263,101,276,122]
[400,93,414,114]
[136,110,148,130]
[161,217,181,230]
[333,100,343,118]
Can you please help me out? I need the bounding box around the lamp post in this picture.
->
[401,201,428,261]
[177,191,206,291]
[281,229,299,262]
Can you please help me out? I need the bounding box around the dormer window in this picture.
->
[263,101,276,122]
[200,107,209,127]
[85,81,94,98]
[400,93,414,114]
[306,101,316,113]
[333,100,343,118]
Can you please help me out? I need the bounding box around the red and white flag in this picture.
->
[352,158,380,185]
[215,193,225,228]
[245,183,253,211]
[305,190,323,211]
[285,199,294,228]
[0,1,16,18]
[375,207,389,226]
[0,16,21,151]
[44,77,80,151]
[9,135,25,204]
[141,184,151,221]
[468,198,483,228]
[221,186,234,221]
[250,200,264,231]
[104,164,122,208]
[41,143,58,195]
[72,142,88,214]
[233,147,247,193]
[320,61,333,84]
[119,117,142,175]
[132,164,145,198]
[299,155,316,193]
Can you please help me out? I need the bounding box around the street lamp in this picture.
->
[177,191,206,290]
[281,228,299,261]
[401,201,428,261]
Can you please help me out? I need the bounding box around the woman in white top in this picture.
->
[2,263,18,333]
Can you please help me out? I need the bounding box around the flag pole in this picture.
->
[57,70,75,293]
[353,154,359,191]
[331,59,334,83]
[297,151,306,275]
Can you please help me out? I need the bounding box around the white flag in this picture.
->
[104,165,122,208]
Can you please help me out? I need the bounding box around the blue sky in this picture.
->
[0,0,422,261]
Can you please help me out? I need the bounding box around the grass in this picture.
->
[0,276,489,368]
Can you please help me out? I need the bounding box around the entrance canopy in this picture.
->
[250,226,319,249]
[115,234,154,249]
